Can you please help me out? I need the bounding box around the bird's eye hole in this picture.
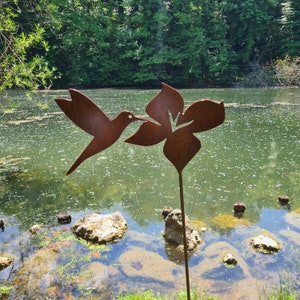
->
[128,114,133,119]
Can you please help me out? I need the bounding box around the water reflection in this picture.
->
[1,88,300,298]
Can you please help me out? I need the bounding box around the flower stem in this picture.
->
[178,171,191,300]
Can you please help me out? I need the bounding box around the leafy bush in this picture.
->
[273,55,300,86]
[0,3,58,92]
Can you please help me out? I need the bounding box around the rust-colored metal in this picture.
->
[126,83,225,300]
[126,82,225,173]
[55,83,225,300]
[55,89,144,175]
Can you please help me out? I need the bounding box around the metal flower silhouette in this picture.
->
[125,83,225,299]
[55,84,225,300]
[126,83,225,173]
[55,89,144,175]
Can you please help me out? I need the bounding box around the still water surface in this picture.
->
[0,87,300,299]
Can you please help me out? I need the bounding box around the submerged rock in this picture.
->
[190,220,208,233]
[191,241,252,279]
[250,234,280,254]
[71,211,127,244]
[29,224,45,235]
[191,241,260,300]
[0,156,29,180]
[126,230,161,252]
[79,261,118,292]
[162,208,201,252]
[13,248,59,293]
[164,242,197,264]
[119,246,178,283]
[0,166,22,179]
[212,214,251,231]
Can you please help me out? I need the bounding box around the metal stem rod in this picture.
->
[178,171,191,300]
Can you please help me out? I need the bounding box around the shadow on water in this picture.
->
[0,88,300,299]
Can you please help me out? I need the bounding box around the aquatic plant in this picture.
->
[258,273,300,300]
[0,285,14,297]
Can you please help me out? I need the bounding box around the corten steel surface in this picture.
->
[125,83,225,299]
[126,83,225,173]
[55,89,144,175]
[55,83,225,300]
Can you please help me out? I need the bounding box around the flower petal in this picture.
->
[177,100,225,133]
[163,127,201,173]
[146,83,184,127]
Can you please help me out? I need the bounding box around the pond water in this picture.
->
[0,87,300,299]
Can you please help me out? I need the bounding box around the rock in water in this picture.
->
[278,195,290,206]
[162,206,173,219]
[233,202,246,214]
[222,253,238,267]
[29,224,45,235]
[57,212,72,224]
[0,219,4,232]
[0,256,14,271]
[162,208,201,252]
[250,234,280,254]
[71,211,127,244]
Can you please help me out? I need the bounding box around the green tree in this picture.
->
[6,0,292,88]
[280,0,300,56]
[185,0,233,86]
[47,0,136,87]
[224,0,283,74]
[0,0,57,91]
[121,0,170,86]
[122,0,233,87]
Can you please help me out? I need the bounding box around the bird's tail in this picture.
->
[67,138,105,175]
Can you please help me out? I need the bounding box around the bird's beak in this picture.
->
[133,115,148,122]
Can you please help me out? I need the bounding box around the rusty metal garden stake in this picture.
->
[56,83,225,299]
[126,83,225,299]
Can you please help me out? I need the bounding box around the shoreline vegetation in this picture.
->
[114,290,300,300]
[1,1,300,92]
[1,288,299,299]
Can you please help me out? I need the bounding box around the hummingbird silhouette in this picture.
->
[55,89,144,175]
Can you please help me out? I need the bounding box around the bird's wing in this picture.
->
[125,121,167,146]
[66,137,107,175]
[55,89,110,136]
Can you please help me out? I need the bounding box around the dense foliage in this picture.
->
[1,0,299,89]
[0,1,57,91]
